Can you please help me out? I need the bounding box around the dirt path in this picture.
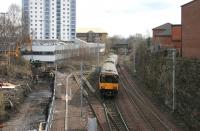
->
[2,83,51,131]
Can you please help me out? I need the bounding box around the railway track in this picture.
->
[103,99,130,131]
[118,64,171,131]
[75,71,129,131]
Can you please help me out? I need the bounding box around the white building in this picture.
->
[22,0,76,41]
[22,39,105,63]
[22,40,78,63]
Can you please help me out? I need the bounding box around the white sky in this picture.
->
[0,0,192,37]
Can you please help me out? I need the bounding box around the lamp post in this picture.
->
[133,42,136,73]
[172,49,176,112]
[80,61,83,117]
[97,42,100,69]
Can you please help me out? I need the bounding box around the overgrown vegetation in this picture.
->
[0,56,31,79]
[135,43,200,130]
[0,93,6,121]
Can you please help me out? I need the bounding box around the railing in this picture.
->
[45,76,56,131]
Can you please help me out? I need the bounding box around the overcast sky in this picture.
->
[0,0,192,37]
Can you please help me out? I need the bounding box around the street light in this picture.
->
[133,42,136,73]
[172,49,176,112]
[168,48,176,112]
[80,61,83,117]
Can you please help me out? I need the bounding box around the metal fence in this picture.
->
[45,76,56,131]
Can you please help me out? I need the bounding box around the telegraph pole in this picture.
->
[80,61,83,117]
[97,42,100,70]
[133,43,136,73]
[172,50,176,112]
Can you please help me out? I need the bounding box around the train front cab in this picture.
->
[99,74,119,97]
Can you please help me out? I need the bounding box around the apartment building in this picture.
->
[22,0,76,41]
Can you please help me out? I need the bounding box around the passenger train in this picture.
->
[99,53,119,97]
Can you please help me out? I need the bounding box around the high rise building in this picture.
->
[22,0,76,41]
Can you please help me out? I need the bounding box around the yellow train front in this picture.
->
[99,54,119,97]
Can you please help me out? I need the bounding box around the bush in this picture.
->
[135,44,200,130]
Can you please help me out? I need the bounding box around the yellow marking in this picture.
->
[99,83,118,90]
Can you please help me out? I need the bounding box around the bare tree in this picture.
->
[8,4,21,26]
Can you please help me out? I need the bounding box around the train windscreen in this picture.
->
[100,75,118,83]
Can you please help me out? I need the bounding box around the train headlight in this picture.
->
[100,86,104,89]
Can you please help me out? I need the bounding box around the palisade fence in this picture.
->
[45,75,56,131]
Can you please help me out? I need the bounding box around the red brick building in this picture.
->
[152,23,182,52]
[182,0,200,58]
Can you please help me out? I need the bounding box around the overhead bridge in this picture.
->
[112,44,129,49]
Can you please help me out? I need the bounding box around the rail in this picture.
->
[118,64,171,131]
[103,100,130,131]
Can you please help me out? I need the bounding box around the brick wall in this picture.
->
[182,0,200,58]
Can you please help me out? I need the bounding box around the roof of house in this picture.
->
[153,23,172,36]
[153,23,172,30]
[77,28,107,34]
[181,0,197,7]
